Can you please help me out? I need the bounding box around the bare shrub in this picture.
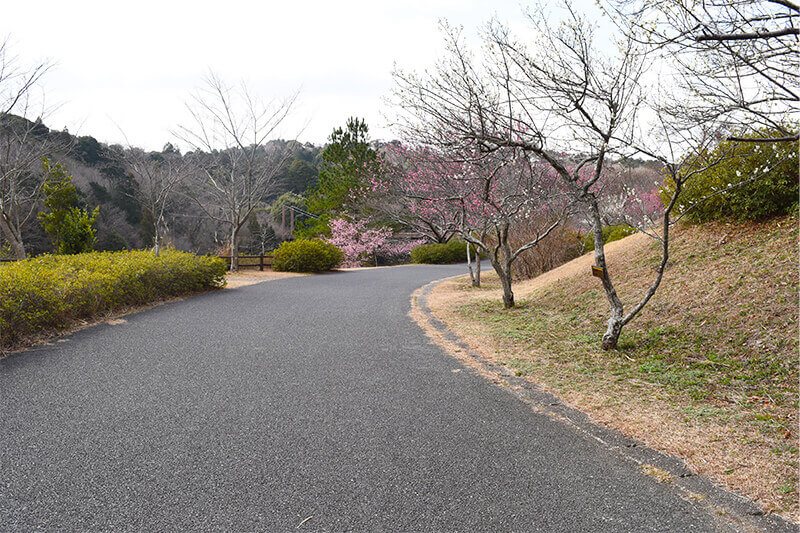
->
[506,217,582,280]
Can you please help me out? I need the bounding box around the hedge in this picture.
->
[0,250,226,347]
[272,239,343,272]
[410,240,472,264]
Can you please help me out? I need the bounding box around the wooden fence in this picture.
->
[217,254,274,271]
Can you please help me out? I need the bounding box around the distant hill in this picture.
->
[0,114,324,256]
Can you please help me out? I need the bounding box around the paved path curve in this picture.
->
[0,265,769,531]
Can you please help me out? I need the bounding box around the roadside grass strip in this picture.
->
[420,215,798,523]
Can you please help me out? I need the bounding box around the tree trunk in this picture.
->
[489,256,514,308]
[589,202,625,350]
[499,269,514,308]
[153,228,161,257]
[229,226,239,272]
[466,243,482,287]
[0,213,26,260]
[498,225,514,307]
[153,210,166,257]
[466,242,477,287]
[602,314,624,350]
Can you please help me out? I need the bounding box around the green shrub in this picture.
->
[411,240,472,264]
[58,206,99,254]
[0,250,226,347]
[660,128,799,222]
[272,239,343,272]
[581,225,637,252]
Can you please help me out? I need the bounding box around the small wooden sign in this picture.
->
[591,265,606,280]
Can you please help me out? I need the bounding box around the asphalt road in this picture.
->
[0,265,759,531]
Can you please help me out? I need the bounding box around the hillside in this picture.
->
[425,215,799,521]
[0,114,323,258]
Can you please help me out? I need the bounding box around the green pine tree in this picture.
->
[59,206,99,254]
[302,118,378,237]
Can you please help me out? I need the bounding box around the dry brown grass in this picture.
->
[423,215,799,522]
[224,269,306,288]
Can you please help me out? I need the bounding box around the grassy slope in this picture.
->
[428,215,798,520]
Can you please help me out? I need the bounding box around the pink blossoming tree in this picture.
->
[327,217,424,268]
[370,141,570,308]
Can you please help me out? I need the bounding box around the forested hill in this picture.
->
[0,114,324,257]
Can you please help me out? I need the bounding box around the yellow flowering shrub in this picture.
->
[0,250,226,347]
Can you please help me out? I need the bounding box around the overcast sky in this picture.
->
[2,0,601,150]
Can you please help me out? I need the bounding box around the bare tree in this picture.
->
[604,0,799,142]
[177,73,297,271]
[250,210,279,256]
[391,5,702,348]
[0,40,60,259]
[123,144,193,256]
[454,151,567,308]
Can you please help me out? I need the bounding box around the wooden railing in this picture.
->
[217,254,274,271]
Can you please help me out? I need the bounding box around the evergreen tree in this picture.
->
[303,118,378,236]
[38,158,99,254]
[38,158,79,250]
